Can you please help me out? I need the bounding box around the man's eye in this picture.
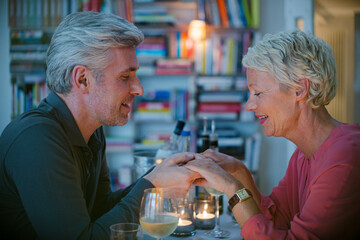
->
[254,92,262,96]
[120,75,130,80]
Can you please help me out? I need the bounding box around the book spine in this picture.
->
[217,0,229,27]
[197,0,206,21]
[251,0,260,28]
[9,0,16,27]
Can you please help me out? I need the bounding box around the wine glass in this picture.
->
[140,188,179,240]
[204,187,230,238]
[110,223,143,240]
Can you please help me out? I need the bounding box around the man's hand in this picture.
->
[144,153,201,195]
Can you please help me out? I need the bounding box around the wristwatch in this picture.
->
[228,188,253,209]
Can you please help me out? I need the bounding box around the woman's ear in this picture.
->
[295,78,310,102]
[72,65,90,93]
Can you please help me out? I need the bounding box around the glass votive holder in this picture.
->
[193,198,216,230]
[172,198,196,237]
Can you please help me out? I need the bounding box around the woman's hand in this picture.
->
[200,149,244,176]
[184,156,243,198]
[200,150,261,204]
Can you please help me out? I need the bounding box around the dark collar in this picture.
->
[45,91,89,148]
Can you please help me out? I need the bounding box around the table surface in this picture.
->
[143,206,243,240]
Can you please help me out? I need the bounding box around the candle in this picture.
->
[194,200,216,230]
[178,218,193,227]
[172,202,196,237]
[196,211,215,220]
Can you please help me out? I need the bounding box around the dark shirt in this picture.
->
[0,91,154,240]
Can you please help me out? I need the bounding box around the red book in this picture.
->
[90,0,100,12]
[155,67,192,75]
[138,102,170,110]
[198,102,242,113]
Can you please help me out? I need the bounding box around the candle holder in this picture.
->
[172,198,196,237]
[193,198,216,230]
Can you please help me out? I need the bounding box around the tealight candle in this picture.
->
[178,218,193,227]
[194,199,216,229]
[196,211,215,220]
[172,202,196,237]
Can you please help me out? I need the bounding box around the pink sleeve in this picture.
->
[241,145,360,239]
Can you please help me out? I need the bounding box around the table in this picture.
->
[143,197,243,240]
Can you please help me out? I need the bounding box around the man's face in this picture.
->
[88,47,143,126]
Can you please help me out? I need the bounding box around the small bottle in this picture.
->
[179,130,191,152]
[155,120,185,162]
[209,120,219,151]
[200,117,210,152]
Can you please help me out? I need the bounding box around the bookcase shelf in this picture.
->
[7,0,262,188]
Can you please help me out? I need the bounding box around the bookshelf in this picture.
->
[7,0,261,189]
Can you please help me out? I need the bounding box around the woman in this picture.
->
[186,30,360,239]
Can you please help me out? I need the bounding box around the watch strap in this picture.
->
[228,188,253,209]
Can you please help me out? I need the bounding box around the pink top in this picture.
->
[241,124,360,239]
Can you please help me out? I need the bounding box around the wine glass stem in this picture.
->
[215,195,221,230]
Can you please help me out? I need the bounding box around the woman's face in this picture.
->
[245,69,299,137]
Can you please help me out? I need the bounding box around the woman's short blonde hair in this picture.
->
[242,30,337,108]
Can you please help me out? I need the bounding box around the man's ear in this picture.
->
[72,65,90,93]
[295,78,310,102]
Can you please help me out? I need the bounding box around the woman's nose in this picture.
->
[245,95,257,111]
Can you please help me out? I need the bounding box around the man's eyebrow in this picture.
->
[118,67,139,74]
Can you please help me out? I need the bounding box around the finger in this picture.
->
[192,178,208,186]
[167,153,195,165]
[184,161,206,173]
[193,153,207,160]
[201,150,218,161]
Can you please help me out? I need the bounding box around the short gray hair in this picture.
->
[46,11,144,94]
[242,30,337,108]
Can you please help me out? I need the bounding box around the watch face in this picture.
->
[238,190,249,199]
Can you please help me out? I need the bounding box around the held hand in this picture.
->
[144,153,200,193]
[185,157,243,198]
[201,149,244,175]
[201,150,261,204]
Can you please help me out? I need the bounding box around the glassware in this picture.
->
[178,130,191,153]
[172,196,196,237]
[133,150,158,181]
[200,117,210,152]
[155,120,185,161]
[204,187,230,238]
[209,120,219,151]
[110,223,143,240]
[140,188,179,240]
[193,198,216,229]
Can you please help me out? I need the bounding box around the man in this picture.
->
[0,12,197,239]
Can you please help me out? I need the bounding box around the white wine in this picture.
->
[140,214,179,238]
[205,187,223,196]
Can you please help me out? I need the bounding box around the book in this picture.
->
[197,112,238,120]
[251,0,260,28]
[198,102,242,113]
[196,76,233,91]
[217,0,230,27]
[209,0,221,26]
[197,0,206,21]
[155,67,192,75]
[138,102,170,110]
[198,92,245,102]
[241,0,252,27]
